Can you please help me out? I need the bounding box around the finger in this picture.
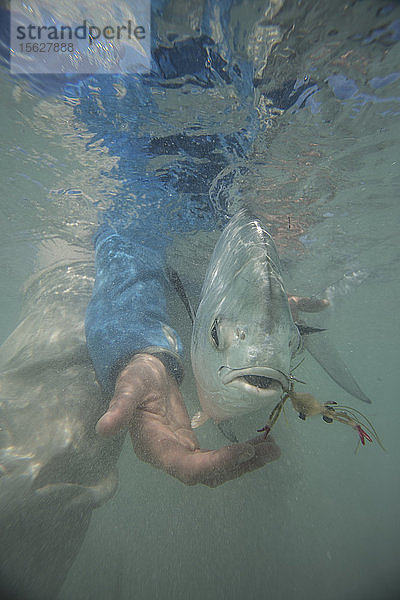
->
[96,353,174,438]
[96,366,145,438]
[290,295,329,313]
[96,393,136,437]
[199,436,281,487]
[156,436,280,487]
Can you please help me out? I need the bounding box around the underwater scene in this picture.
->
[0,1,400,599]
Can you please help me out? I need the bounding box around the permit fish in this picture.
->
[190,210,301,428]
[169,210,378,447]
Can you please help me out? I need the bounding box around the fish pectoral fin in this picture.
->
[191,411,210,429]
[304,332,372,404]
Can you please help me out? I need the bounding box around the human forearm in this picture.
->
[85,226,183,393]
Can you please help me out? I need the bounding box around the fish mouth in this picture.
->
[240,374,279,389]
[219,366,289,392]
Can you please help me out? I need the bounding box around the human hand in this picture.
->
[288,295,329,321]
[96,354,280,487]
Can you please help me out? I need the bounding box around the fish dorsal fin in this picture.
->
[165,266,195,324]
[296,323,327,335]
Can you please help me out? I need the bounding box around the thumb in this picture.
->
[96,387,139,437]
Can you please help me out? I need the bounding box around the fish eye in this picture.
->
[210,317,220,348]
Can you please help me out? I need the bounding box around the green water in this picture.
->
[1,1,400,599]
